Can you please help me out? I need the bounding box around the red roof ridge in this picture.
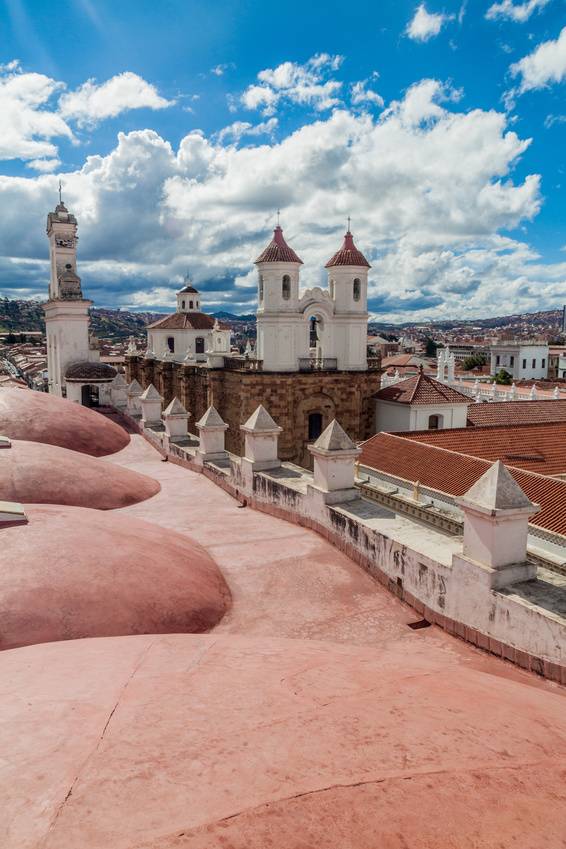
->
[325,229,370,269]
[255,226,303,265]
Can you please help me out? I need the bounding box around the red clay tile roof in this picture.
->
[146,313,228,331]
[325,230,370,268]
[468,400,566,427]
[359,432,566,537]
[255,226,303,264]
[376,372,470,405]
[403,421,566,476]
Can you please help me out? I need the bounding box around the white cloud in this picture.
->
[351,75,384,108]
[241,54,344,115]
[510,26,566,93]
[25,158,61,172]
[210,63,234,76]
[0,75,554,322]
[59,71,174,127]
[0,64,73,163]
[216,118,278,144]
[406,4,454,41]
[544,113,566,128]
[486,0,550,23]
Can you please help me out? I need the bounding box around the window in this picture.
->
[189,300,194,310]
[542,358,546,368]
[496,355,500,366]
[167,336,175,353]
[522,359,527,369]
[353,278,361,302]
[195,337,205,354]
[428,414,440,430]
[510,355,514,367]
[532,358,536,368]
[308,412,323,441]
[258,274,264,303]
[282,275,291,300]
[181,300,185,310]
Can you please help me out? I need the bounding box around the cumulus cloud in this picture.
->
[406,4,454,41]
[486,0,550,22]
[509,26,566,94]
[241,54,344,115]
[59,71,174,127]
[0,75,556,322]
[0,63,73,162]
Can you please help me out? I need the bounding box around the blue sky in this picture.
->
[0,0,565,320]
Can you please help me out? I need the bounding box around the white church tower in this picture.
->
[254,219,370,373]
[44,193,92,397]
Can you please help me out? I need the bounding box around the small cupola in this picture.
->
[176,276,201,313]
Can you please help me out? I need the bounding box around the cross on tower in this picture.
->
[58,180,63,205]
[347,215,351,232]
[276,208,281,226]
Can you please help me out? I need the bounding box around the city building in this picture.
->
[374,369,470,432]
[549,344,566,380]
[490,341,549,380]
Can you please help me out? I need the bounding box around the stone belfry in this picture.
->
[44,189,92,396]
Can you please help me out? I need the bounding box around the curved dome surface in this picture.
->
[0,387,129,455]
[0,505,230,650]
[1,634,565,849]
[0,439,160,508]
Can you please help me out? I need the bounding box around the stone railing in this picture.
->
[298,357,338,372]
[223,356,263,371]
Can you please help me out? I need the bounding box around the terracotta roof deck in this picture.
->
[468,399,566,427]
[359,431,566,537]
[146,312,228,331]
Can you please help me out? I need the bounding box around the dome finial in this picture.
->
[276,208,281,227]
[58,179,63,205]
[347,214,351,233]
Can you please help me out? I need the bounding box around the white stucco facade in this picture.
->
[490,343,549,380]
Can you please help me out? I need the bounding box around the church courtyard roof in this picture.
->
[147,312,227,330]
[65,360,117,382]
[375,371,470,405]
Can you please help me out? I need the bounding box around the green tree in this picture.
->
[425,338,441,358]
[462,353,487,371]
[494,368,512,385]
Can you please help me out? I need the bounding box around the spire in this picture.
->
[325,227,370,269]
[255,225,303,264]
[313,419,357,452]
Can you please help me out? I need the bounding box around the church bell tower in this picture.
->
[43,190,92,397]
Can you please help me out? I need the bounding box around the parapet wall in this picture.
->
[133,414,565,685]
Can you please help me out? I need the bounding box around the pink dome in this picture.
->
[0,506,230,650]
[0,439,159,509]
[1,634,565,849]
[0,387,129,456]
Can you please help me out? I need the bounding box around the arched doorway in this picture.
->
[308,411,323,441]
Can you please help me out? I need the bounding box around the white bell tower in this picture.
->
[43,190,92,397]
[324,224,370,371]
[255,222,303,372]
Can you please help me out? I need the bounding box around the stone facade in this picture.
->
[126,356,381,467]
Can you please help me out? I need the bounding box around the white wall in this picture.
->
[375,400,469,433]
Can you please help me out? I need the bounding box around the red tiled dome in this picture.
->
[0,387,129,456]
[0,504,230,650]
[0,439,160,509]
[255,226,303,264]
[325,230,370,268]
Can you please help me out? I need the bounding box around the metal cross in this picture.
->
[276,208,280,226]
[347,215,351,232]
[58,180,62,204]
